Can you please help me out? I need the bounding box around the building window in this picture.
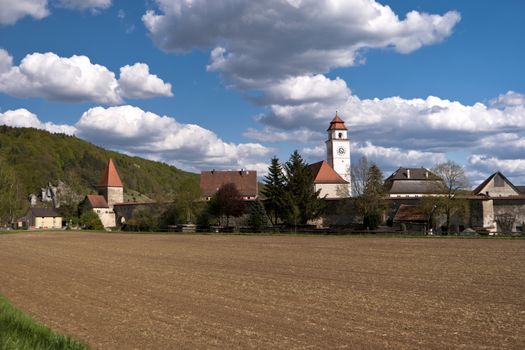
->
[494,176,504,187]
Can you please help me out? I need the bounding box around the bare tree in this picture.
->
[431,161,470,233]
[351,156,369,197]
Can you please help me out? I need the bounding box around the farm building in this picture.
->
[22,207,62,230]
[200,169,258,201]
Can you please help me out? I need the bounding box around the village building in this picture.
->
[324,113,352,197]
[384,167,444,197]
[309,161,349,199]
[470,171,525,233]
[22,207,62,230]
[392,204,430,233]
[200,169,258,201]
[83,159,124,228]
[311,113,352,199]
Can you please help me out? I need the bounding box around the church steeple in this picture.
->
[325,112,352,196]
[97,158,123,188]
[96,158,124,208]
[327,111,348,131]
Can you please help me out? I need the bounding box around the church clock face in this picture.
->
[337,146,346,155]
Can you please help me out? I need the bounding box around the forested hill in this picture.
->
[0,126,199,209]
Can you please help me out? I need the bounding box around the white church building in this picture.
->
[309,113,352,199]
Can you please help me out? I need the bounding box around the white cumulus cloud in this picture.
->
[144,0,460,87]
[75,105,270,171]
[0,0,49,25]
[118,63,173,99]
[0,49,173,104]
[0,0,113,25]
[0,108,76,134]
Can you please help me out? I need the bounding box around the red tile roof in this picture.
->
[327,112,348,131]
[97,158,123,188]
[308,161,348,184]
[393,204,429,222]
[86,194,109,208]
[200,170,258,197]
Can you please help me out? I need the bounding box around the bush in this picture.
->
[79,211,104,230]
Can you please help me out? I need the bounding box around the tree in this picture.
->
[431,161,469,233]
[0,159,23,226]
[173,177,201,224]
[208,183,245,227]
[351,156,370,197]
[281,150,324,225]
[247,199,271,231]
[262,156,286,224]
[126,206,163,232]
[356,163,387,230]
[79,211,104,230]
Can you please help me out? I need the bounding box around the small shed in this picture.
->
[393,204,429,233]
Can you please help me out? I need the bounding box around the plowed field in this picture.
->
[0,233,524,349]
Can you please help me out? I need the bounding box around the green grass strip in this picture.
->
[0,294,89,350]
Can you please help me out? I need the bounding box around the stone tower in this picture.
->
[96,158,124,209]
[326,112,352,195]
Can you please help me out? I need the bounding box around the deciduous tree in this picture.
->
[431,161,470,233]
[208,183,245,227]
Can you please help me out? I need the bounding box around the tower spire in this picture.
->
[97,158,123,188]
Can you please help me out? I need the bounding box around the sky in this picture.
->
[0,0,524,187]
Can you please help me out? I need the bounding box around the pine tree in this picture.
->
[247,199,270,231]
[282,150,324,225]
[262,156,286,224]
[357,163,387,229]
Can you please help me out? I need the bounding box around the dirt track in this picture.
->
[0,233,524,349]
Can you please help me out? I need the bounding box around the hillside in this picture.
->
[0,126,199,218]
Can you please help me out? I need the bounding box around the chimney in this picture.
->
[425,171,429,179]
[407,169,410,179]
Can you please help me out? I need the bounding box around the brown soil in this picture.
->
[0,233,524,349]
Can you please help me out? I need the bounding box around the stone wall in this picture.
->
[493,199,525,232]
[98,187,124,208]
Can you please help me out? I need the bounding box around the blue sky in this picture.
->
[0,0,524,186]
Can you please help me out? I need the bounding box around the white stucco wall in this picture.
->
[93,207,116,228]
[315,183,350,199]
[33,216,62,229]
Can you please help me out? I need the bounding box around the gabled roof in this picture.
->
[27,207,60,217]
[388,181,443,194]
[86,194,109,208]
[200,170,258,197]
[393,205,429,222]
[308,161,348,184]
[472,171,520,196]
[327,112,348,131]
[97,158,123,188]
[385,167,441,182]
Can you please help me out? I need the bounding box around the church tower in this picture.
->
[326,113,352,195]
[96,158,124,209]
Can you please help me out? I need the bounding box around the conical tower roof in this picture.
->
[327,112,348,131]
[97,158,123,187]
